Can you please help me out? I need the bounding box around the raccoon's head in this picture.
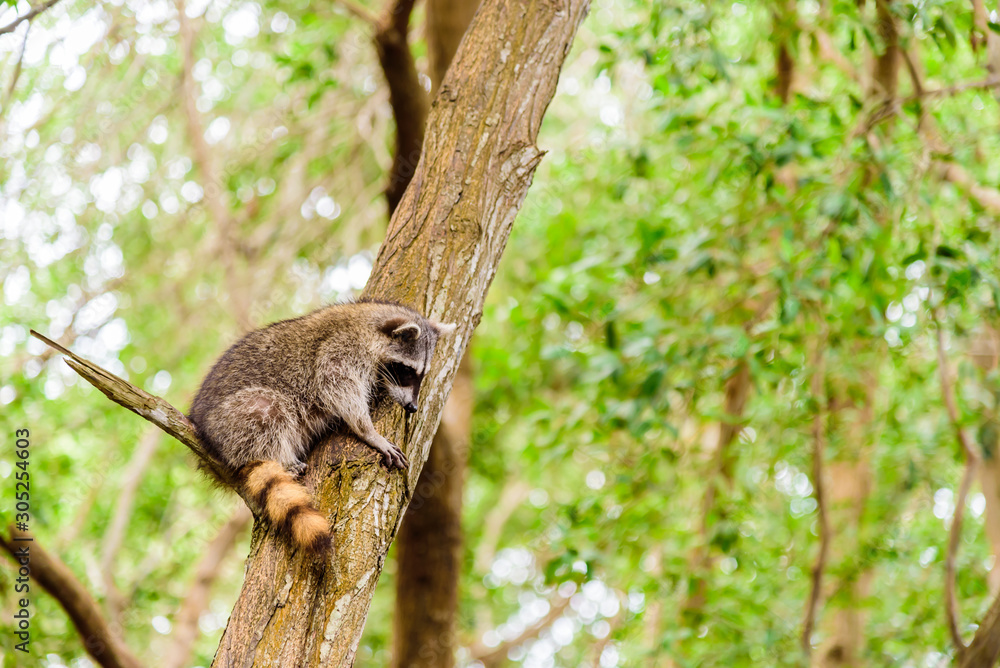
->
[379,315,457,413]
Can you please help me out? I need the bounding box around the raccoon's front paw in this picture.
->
[287,461,308,477]
[382,444,408,470]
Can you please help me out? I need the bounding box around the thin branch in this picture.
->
[176,0,251,331]
[0,526,144,668]
[0,21,31,123]
[897,44,1000,216]
[915,75,1000,101]
[101,429,161,620]
[473,480,531,574]
[936,319,979,462]
[934,161,1000,216]
[864,75,1000,132]
[936,314,981,651]
[374,0,429,215]
[469,595,572,667]
[425,0,481,93]
[870,0,900,100]
[0,0,62,36]
[970,0,1000,77]
[959,589,1000,667]
[802,333,829,657]
[163,505,253,668]
[773,0,795,104]
[27,330,231,485]
[586,593,625,668]
[684,360,752,615]
[332,0,427,215]
[334,0,380,23]
[948,458,978,651]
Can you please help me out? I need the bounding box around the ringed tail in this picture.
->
[238,461,332,555]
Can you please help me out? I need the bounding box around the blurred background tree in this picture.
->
[5,0,1000,664]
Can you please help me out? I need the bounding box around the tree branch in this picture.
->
[914,75,1000,101]
[27,330,232,486]
[933,161,1000,216]
[426,0,482,92]
[334,0,380,23]
[685,359,752,614]
[374,0,430,215]
[0,21,32,123]
[948,456,979,651]
[101,428,161,621]
[0,526,144,668]
[473,479,531,573]
[871,0,900,100]
[177,0,251,331]
[897,44,1000,217]
[936,314,981,651]
[211,0,590,661]
[959,589,1000,668]
[970,0,1000,77]
[0,0,62,36]
[936,318,979,462]
[469,595,572,667]
[802,334,829,656]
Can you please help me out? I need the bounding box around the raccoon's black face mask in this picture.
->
[382,362,422,413]
[379,317,447,414]
[379,316,457,414]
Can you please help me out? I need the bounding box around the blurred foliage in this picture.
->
[3,0,1000,665]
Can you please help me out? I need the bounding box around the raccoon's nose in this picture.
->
[404,402,417,414]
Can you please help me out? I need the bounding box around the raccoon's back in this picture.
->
[189,324,315,433]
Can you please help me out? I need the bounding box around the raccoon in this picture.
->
[188,300,456,554]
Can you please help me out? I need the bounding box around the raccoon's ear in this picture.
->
[382,320,420,341]
[432,321,457,336]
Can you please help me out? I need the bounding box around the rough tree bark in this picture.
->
[392,355,473,667]
[384,0,480,664]
[211,0,589,664]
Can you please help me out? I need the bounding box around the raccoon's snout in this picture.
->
[404,402,417,414]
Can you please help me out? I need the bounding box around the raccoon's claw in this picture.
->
[384,445,408,470]
[287,461,308,477]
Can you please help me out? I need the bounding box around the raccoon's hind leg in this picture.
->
[213,387,309,473]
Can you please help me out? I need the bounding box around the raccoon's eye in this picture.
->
[384,362,419,386]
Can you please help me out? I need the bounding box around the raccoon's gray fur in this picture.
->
[188,300,456,554]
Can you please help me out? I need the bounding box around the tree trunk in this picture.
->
[389,0,480,664]
[210,0,589,664]
[683,360,751,618]
[392,355,473,667]
[815,461,872,667]
[812,374,875,668]
[427,0,482,92]
[871,0,899,99]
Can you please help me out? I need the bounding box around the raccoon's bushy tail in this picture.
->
[237,461,332,555]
